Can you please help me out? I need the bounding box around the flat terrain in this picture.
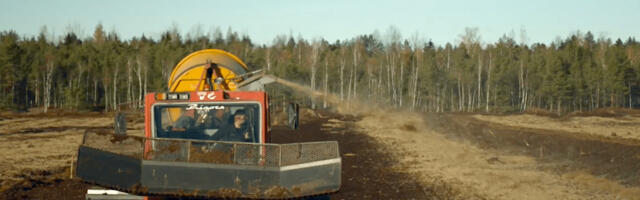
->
[1,108,640,199]
[357,110,640,199]
[473,113,640,140]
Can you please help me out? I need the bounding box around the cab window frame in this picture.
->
[151,101,262,143]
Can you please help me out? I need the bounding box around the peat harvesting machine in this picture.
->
[75,49,341,199]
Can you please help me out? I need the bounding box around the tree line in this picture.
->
[0,25,639,113]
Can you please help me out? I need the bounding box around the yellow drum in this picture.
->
[168,49,249,92]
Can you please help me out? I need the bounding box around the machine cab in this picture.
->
[144,91,269,144]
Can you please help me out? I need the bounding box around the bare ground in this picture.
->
[472,113,640,141]
[355,110,640,199]
[1,109,640,199]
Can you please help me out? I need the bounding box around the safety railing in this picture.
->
[81,131,339,167]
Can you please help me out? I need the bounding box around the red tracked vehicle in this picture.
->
[75,49,341,199]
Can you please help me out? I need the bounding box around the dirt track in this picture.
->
[271,112,435,199]
[1,109,640,199]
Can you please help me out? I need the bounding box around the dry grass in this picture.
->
[354,110,636,200]
[0,113,145,190]
[473,113,640,140]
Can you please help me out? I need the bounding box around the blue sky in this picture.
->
[1,0,638,45]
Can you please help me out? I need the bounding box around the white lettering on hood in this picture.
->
[186,104,225,112]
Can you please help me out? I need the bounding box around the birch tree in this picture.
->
[43,57,54,113]
[309,40,321,109]
[340,48,346,101]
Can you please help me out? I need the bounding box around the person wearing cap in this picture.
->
[203,108,229,129]
[211,109,252,142]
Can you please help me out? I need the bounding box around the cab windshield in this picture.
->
[153,103,260,143]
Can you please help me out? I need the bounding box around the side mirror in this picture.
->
[287,103,299,130]
[114,112,127,135]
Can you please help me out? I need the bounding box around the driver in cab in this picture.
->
[210,109,252,142]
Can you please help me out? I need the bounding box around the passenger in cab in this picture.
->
[203,109,229,129]
[172,109,196,132]
[171,109,209,139]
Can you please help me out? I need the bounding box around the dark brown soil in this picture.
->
[523,107,640,119]
[270,111,436,199]
[188,147,233,164]
[0,168,90,200]
[431,113,640,187]
[8,109,637,199]
[3,126,111,136]
[1,110,439,200]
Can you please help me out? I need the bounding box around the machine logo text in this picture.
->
[197,92,217,100]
